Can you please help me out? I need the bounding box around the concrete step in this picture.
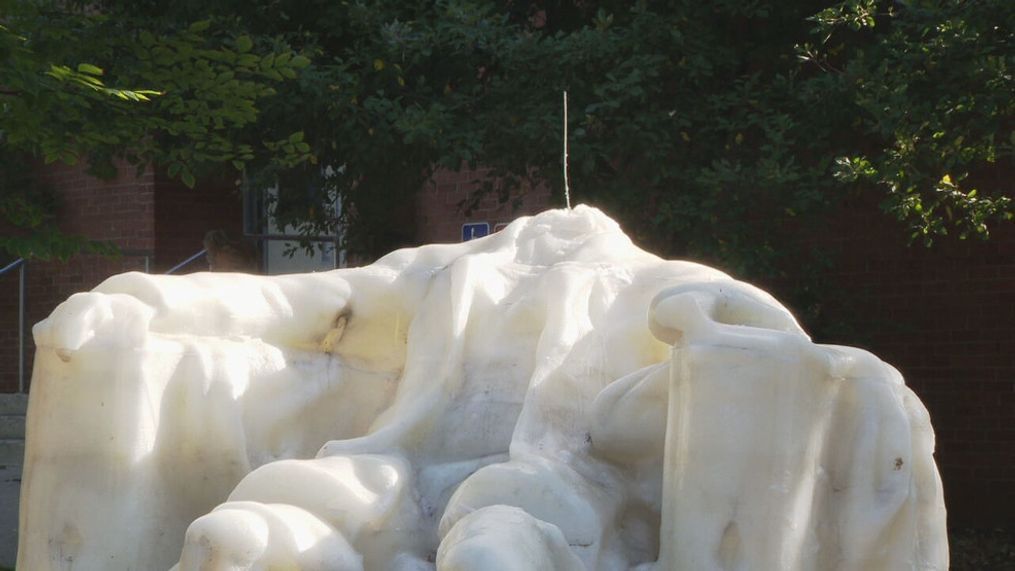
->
[0,418,22,440]
[0,440,23,468]
[0,464,21,568]
[0,395,26,416]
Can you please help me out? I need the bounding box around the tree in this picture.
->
[1,0,311,259]
[2,0,1012,278]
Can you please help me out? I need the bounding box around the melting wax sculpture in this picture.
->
[19,206,947,570]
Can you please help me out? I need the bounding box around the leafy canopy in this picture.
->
[0,0,311,258]
[1,0,1012,276]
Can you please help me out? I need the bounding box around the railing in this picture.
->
[2,252,154,394]
[2,246,273,393]
[165,249,207,274]
[116,250,153,274]
[0,259,26,393]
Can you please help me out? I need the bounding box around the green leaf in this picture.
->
[235,35,253,53]
[291,55,311,68]
[181,170,196,188]
[237,54,260,67]
[77,63,104,76]
[189,20,211,33]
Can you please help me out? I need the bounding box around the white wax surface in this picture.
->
[18,206,947,570]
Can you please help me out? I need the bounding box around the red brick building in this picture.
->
[1,162,1011,528]
[0,161,242,393]
[416,167,554,243]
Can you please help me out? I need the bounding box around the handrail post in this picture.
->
[18,260,26,393]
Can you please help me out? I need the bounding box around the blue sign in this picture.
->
[462,222,490,241]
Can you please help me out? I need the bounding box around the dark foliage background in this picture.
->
[2,0,1012,331]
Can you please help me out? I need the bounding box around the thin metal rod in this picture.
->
[245,233,341,242]
[0,258,24,276]
[18,262,25,393]
[166,249,208,275]
[563,91,571,209]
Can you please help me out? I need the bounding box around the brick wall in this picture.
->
[0,165,247,392]
[0,161,155,392]
[416,167,554,243]
[0,268,25,393]
[153,173,245,273]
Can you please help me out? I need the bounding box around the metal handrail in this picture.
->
[0,258,24,276]
[1,251,168,394]
[0,259,27,393]
[166,249,207,275]
[0,248,228,393]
